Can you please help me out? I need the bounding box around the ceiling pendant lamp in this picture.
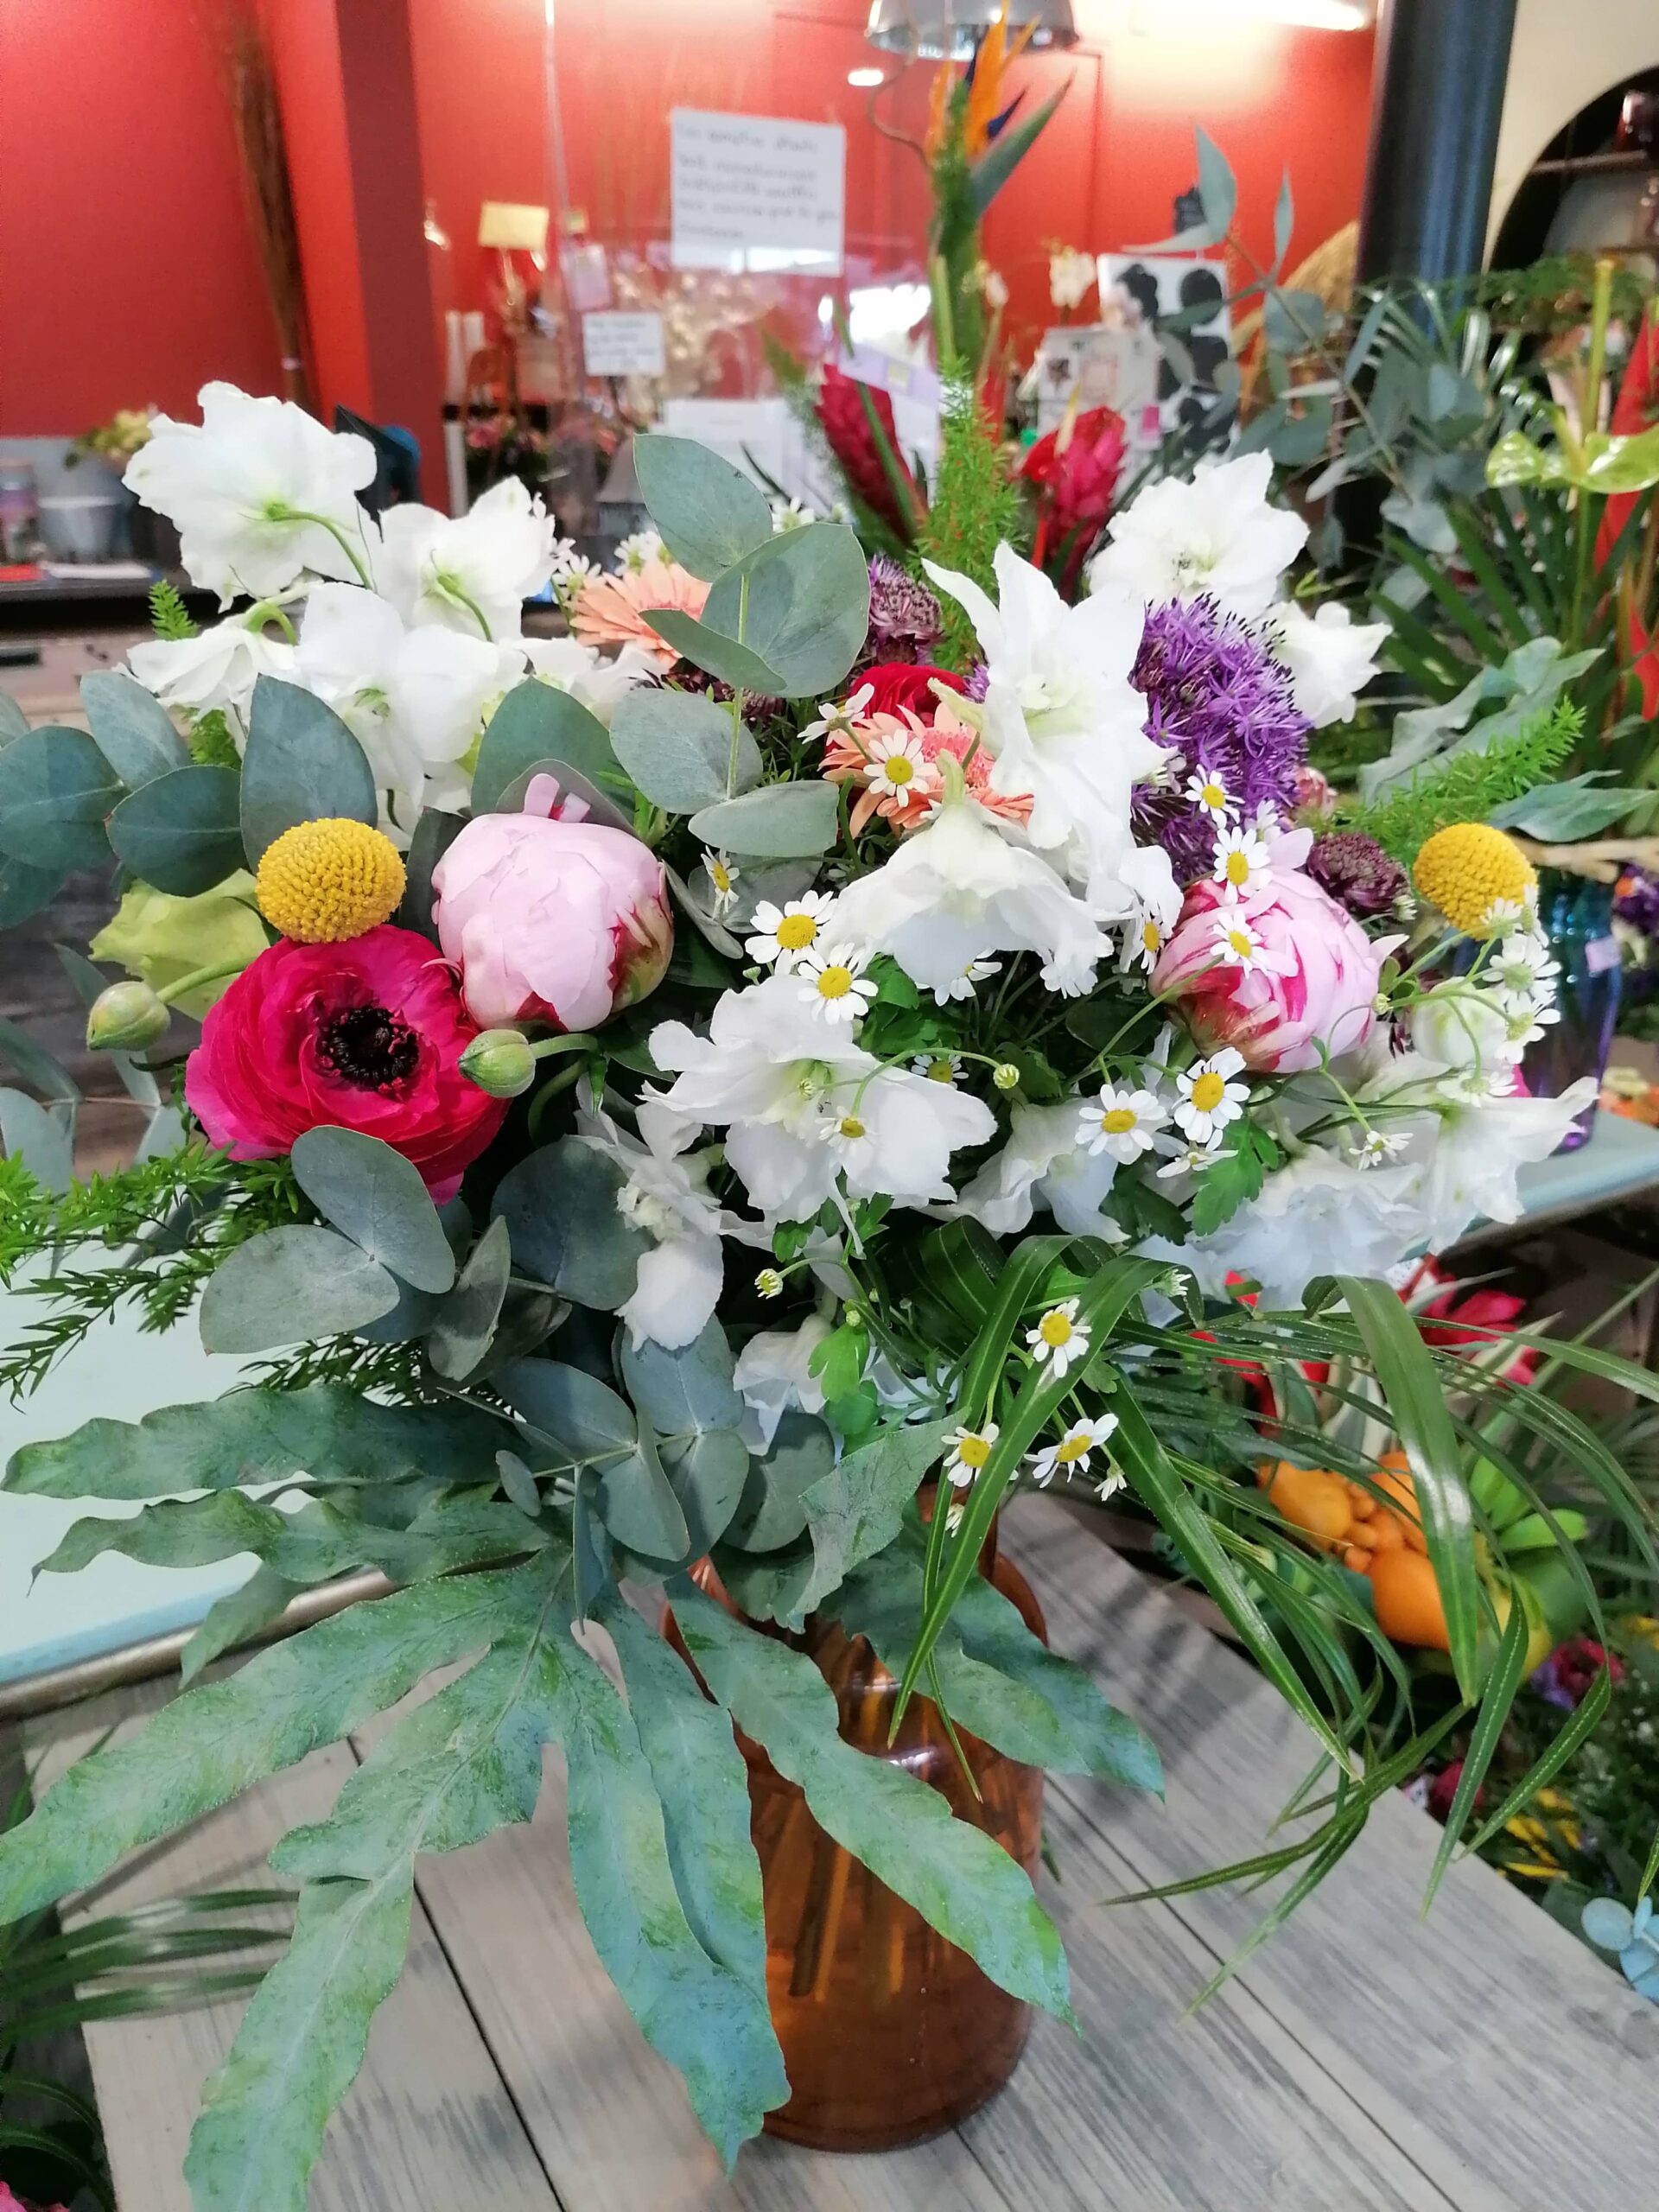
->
[864,1,1079,61]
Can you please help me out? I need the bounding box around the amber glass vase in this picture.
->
[677,1524,1046,2152]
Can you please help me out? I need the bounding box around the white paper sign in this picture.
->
[582,310,665,378]
[671,109,844,275]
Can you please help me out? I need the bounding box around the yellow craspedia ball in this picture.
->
[1412,823,1536,940]
[256,818,405,944]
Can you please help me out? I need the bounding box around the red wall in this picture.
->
[0,0,284,435]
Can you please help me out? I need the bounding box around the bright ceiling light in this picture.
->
[1089,0,1373,26]
[847,67,887,86]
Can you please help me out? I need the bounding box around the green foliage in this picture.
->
[149,577,195,641]
[146,582,240,765]
[915,377,1025,671]
[1345,701,1581,862]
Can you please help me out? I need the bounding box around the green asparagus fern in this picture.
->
[1344,702,1581,864]
[915,375,1026,671]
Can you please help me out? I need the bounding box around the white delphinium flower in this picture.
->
[934,957,1001,1005]
[1078,1082,1166,1162]
[1184,768,1232,819]
[1366,1057,1598,1249]
[952,1099,1127,1240]
[732,1313,832,1449]
[519,634,656,724]
[615,527,664,572]
[650,973,995,1221]
[1048,245,1096,312]
[1174,1049,1249,1146]
[798,943,878,1026]
[702,851,741,914]
[1212,911,1265,971]
[921,543,1167,887]
[1213,822,1273,900]
[294,583,524,825]
[830,795,1114,1001]
[945,1422,999,1487]
[1262,598,1389,727]
[372,477,556,641]
[124,382,376,606]
[746,891,839,972]
[799,685,874,744]
[1029,1413,1118,1487]
[127,616,296,728]
[575,1090,729,1350]
[1408,980,1522,1074]
[1087,450,1307,620]
[1027,1299,1090,1379]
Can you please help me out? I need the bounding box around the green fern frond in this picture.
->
[914,376,1026,671]
[1344,702,1581,863]
[149,578,195,641]
[187,709,240,769]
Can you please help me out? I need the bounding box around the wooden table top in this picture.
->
[24,1496,1659,2212]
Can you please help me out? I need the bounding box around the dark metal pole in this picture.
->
[1357,0,1520,281]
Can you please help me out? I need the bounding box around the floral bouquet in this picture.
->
[0,389,1648,2210]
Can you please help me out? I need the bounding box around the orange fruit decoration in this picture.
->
[1369,1548,1450,1650]
[1258,1460,1355,1548]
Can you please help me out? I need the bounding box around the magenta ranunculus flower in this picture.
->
[185,925,505,1201]
[431,782,673,1033]
[1153,861,1395,1074]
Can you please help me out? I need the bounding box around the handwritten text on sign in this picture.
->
[582,311,665,378]
[671,110,845,276]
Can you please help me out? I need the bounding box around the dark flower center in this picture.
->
[318,1002,420,1090]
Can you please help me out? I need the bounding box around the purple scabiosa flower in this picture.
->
[1615,866,1659,938]
[1306,831,1408,918]
[1129,596,1310,884]
[866,554,943,658]
[962,660,990,702]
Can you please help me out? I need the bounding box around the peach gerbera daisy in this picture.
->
[571,557,710,671]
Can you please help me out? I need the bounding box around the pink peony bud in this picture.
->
[431,795,673,1033]
[1153,865,1395,1074]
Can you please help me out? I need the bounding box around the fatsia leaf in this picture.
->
[0,1563,543,1926]
[560,1620,789,2162]
[601,1599,769,1995]
[673,1586,1073,2024]
[181,1567,304,1687]
[198,1225,401,1353]
[289,1127,456,1294]
[797,1417,954,1612]
[3,1385,512,1501]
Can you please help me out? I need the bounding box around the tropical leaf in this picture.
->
[797,1417,953,1612]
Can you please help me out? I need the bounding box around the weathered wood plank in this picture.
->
[1007,1495,1659,2212]
[24,1690,563,2212]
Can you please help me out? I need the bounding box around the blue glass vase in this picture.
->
[1524,868,1622,1153]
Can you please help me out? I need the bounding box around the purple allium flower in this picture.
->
[866,554,943,658]
[1306,831,1408,918]
[1130,597,1310,884]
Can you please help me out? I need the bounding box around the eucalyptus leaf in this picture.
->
[0,692,28,743]
[0,1019,79,1102]
[688,780,840,859]
[0,853,63,928]
[471,682,618,812]
[1194,124,1236,241]
[700,524,870,699]
[486,755,635,832]
[723,1410,836,1553]
[80,669,190,788]
[633,434,773,582]
[610,689,761,812]
[674,1587,1073,2023]
[495,1357,690,1558]
[490,1136,651,1309]
[240,677,377,865]
[394,806,462,939]
[289,1128,456,1294]
[0,725,120,873]
[106,765,245,897]
[643,610,789,696]
[494,1449,542,1516]
[1272,168,1294,267]
[0,1088,73,1192]
[428,1215,512,1380]
[198,1226,401,1354]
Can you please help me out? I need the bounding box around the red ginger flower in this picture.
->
[817,364,919,538]
[1021,406,1128,592]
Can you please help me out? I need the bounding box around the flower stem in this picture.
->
[727,572,751,797]
[283,508,372,588]
[157,957,251,1007]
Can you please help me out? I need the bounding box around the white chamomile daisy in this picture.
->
[912,1052,963,1085]
[746,890,837,971]
[1174,1048,1249,1145]
[1184,768,1231,819]
[1094,1468,1126,1503]
[1026,1299,1090,1380]
[1029,1413,1119,1488]
[549,544,598,607]
[1122,911,1166,974]
[1212,911,1264,971]
[771,495,813,531]
[615,528,664,573]
[820,1108,873,1158]
[1212,823,1272,901]
[1489,931,1560,1010]
[799,685,874,745]
[800,944,877,1025]
[1079,1082,1166,1163]
[861,729,931,800]
[701,850,741,915]
[1479,895,1530,936]
[1155,1141,1233,1180]
[1354,1128,1406,1169]
[944,1422,1000,1488]
[931,957,1001,1006]
[944,1497,968,1535]
[1507,998,1560,1048]
[754,1267,785,1298]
